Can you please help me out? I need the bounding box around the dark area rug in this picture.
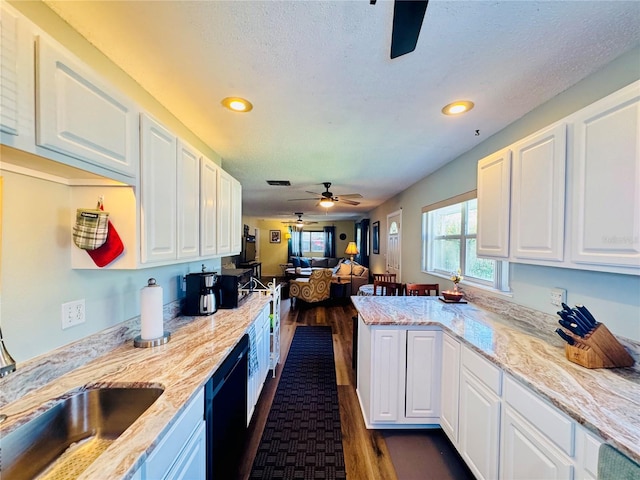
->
[250,325,346,479]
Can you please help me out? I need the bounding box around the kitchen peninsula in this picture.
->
[0,294,271,480]
[352,295,640,479]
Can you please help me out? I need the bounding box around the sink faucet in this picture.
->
[0,327,16,377]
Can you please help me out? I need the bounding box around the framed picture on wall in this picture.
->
[372,221,380,254]
[270,230,281,243]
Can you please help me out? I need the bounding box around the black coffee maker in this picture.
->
[184,266,218,316]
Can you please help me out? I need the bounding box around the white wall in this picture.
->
[368,46,640,342]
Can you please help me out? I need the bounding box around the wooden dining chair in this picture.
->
[405,283,440,296]
[373,280,403,296]
[372,273,397,283]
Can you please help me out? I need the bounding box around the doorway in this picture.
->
[386,210,402,281]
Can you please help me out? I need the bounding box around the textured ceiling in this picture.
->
[43,0,640,223]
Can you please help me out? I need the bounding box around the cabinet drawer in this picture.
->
[504,375,574,456]
[145,388,204,479]
[461,346,502,395]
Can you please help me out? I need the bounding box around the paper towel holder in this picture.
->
[134,331,171,348]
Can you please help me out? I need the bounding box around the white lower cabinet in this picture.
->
[144,388,205,480]
[247,304,270,423]
[459,367,502,480]
[500,406,573,480]
[574,425,603,480]
[440,332,461,444]
[357,319,441,427]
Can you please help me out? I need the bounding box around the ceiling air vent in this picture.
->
[266,180,291,186]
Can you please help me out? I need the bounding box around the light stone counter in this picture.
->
[351,295,640,463]
[0,294,271,480]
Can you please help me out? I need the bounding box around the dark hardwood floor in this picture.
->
[237,296,469,480]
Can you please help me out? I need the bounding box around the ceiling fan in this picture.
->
[288,182,362,207]
[371,0,429,59]
[281,213,318,228]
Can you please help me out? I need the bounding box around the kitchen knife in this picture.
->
[558,318,585,337]
[571,308,594,332]
[561,302,573,314]
[555,328,575,345]
[557,310,572,322]
[568,311,592,335]
[575,305,598,327]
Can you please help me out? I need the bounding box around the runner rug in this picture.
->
[250,325,346,479]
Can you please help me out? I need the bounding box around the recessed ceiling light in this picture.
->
[221,97,253,112]
[442,100,474,116]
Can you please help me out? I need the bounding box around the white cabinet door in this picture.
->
[459,368,501,480]
[371,328,403,423]
[176,140,200,260]
[511,123,567,262]
[440,333,461,444]
[500,407,573,480]
[231,177,242,254]
[247,304,271,423]
[477,148,512,258]
[217,169,232,255]
[200,157,218,257]
[574,425,602,480]
[35,36,138,178]
[405,330,441,419]
[164,421,206,480]
[140,114,177,263]
[571,80,640,269]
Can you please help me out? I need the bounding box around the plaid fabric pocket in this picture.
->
[73,208,109,250]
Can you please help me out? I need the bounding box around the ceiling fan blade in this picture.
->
[337,198,361,206]
[288,197,317,201]
[390,0,429,59]
[337,193,363,199]
[305,190,324,196]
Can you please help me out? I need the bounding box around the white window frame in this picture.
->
[421,192,510,293]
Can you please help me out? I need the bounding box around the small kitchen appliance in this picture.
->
[184,267,218,316]
[217,268,253,309]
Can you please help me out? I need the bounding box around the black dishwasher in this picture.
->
[205,334,249,479]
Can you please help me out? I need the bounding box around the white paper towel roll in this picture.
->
[141,278,163,340]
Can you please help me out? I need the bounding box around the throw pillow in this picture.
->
[337,263,352,276]
[353,265,365,276]
[291,256,301,267]
[300,257,311,268]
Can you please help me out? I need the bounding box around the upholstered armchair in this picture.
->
[289,269,333,307]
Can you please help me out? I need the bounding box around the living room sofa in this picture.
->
[285,257,369,297]
[283,256,343,277]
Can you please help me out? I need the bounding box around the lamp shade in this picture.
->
[319,198,334,208]
[345,242,359,256]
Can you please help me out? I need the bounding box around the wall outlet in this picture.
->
[550,288,567,308]
[62,299,86,329]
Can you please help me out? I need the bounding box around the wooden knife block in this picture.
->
[564,323,634,369]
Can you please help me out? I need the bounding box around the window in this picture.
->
[422,196,509,291]
[301,231,325,254]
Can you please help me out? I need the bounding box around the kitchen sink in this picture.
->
[1,386,164,480]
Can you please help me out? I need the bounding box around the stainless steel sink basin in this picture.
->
[1,386,164,480]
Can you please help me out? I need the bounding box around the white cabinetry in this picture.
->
[231,177,242,254]
[247,303,270,423]
[570,80,640,270]
[217,169,233,255]
[574,425,603,480]
[357,319,441,427]
[199,157,218,257]
[477,148,512,258]
[459,346,502,480]
[35,35,138,178]
[440,332,461,444]
[140,114,177,264]
[144,388,205,480]
[176,140,200,260]
[510,123,567,262]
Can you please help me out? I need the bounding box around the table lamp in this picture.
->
[345,242,359,295]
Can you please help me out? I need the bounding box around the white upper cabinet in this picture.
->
[231,176,242,254]
[177,139,200,260]
[570,80,640,270]
[35,35,138,178]
[140,114,177,264]
[477,148,512,258]
[217,169,233,255]
[200,156,219,257]
[510,123,567,262]
[1,2,35,150]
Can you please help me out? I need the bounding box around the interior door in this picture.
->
[386,210,402,280]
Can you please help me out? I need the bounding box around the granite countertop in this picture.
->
[0,294,271,480]
[351,295,640,463]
